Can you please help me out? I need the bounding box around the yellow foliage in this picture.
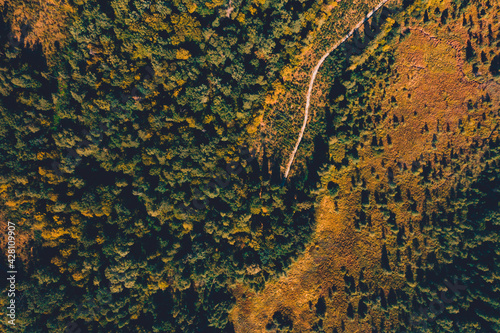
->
[281,65,294,82]
[72,272,85,282]
[237,13,246,24]
[48,192,58,202]
[183,0,198,13]
[144,13,171,31]
[41,227,68,240]
[68,226,82,239]
[246,113,263,135]
[80,210,94,218]
[266,81,286,104]
[186,117,197,128]
[383,18,396,32]
[142,153,154,166]
[102,204,112,216]
[53,215,63,224]
[0,184,8,193]
[304,10,316,22]
[170,13,202,45]
[248,239,260,250]
[70,215,82,225]
[5,200,18,208]
[173,87,182,97]
[182,221,193,234]
[158,280,169,290]
[205,0,224,9]
[38,166,46,175]
[96,235,104,245]
[51,256,64,266]
[204,114,215,124]
[60,248,73,258]
[462,117,478,137]
[176,48,191,60]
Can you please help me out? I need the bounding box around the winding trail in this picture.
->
[283,0,394,180]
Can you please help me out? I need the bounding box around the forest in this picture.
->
[233,0,500,331]
[0,0,499,332]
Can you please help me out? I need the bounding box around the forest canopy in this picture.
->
[1,0,500,332]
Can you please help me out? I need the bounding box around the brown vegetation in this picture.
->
[231,0,500,330]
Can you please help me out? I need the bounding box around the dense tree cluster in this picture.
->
[1,0,499,331]
[0,0,336,331]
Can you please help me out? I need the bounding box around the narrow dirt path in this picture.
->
[283,0,394,180]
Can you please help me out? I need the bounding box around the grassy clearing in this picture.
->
[232,0,500,331]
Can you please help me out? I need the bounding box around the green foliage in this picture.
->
[0,0,324,331]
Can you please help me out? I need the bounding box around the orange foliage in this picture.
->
[0,0,74,57]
